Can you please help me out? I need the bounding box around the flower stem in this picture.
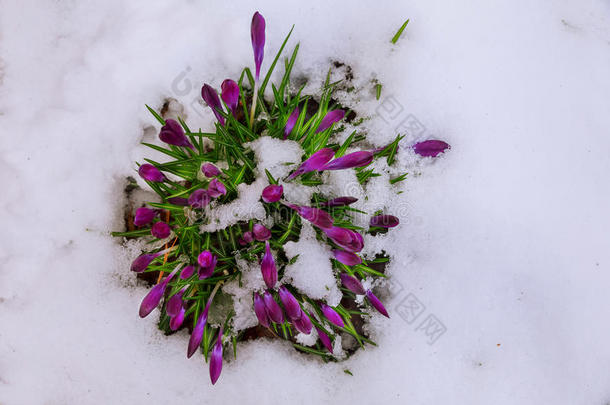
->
[249,81,259,129]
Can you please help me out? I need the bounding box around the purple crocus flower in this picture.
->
[239,231,254,246]
[287,204,333,230]
[166,287,187,317]
[167,197,189,206]
[134,207,156,227]
[340,273,366,295]
[321,197,358,207]
[284,107,299,139]
[130,253,160,273]
[139,267,179,318]
[324,227,364,252]
[316,109,345,133]
[207,178,227,198]
[293,311,313,334]
[286,148,335,180]
[209,327,224,385]
[159,118,193,149]
[253,224,271,241]
[169,307,186,331]
[320,303,344,328]
[322,151,374,171]
[251,12,266,80]
[370,214,400,228]
[197,250,217,279]
[279,286,301,321]
[201,84,225,125]
[333,250,362,266]
[138,164,165,182]
[260,241,277,289]
[316,327,333,353]
[180,265,195,279]
[188,189,211,209]
[151,222,171,239]
[221,79,240,116]
[187,300,211,358]
[201,163,221,178]
[263,291,284,324]
[261,184,283,203]
[412,140,450,157]
[253,292,270,327]
[366,290,389,318]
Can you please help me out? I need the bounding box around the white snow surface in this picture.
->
[2,1,610,404]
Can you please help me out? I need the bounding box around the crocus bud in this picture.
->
[261,185,283,203]
[412,140,450,157]
[253,224,271,241]
[159,118,193,149]
[251,12,266,80]
[138,267,178,318]
[369,214,399,228]
[138,164,165,182]
[321,197,358,207]
[324,227,364,252]
[209,327,224,385]
[333,250,362,266]
[131,253,160,273]
[197,251,217,279]
[340,273,366,295]
[316,327,333,353]
[287,148,335,180]
[134,207,156,227]
[293,311,313,334]
[279,286,302,321]
[201,163,221,178]
[320,304,344,328]
[169,307,186,331]
[316,109,345,133]
[207,178,227,198]
[253,292,270,327]
[180,265,195,279]
[263,291,284,324]
[201,84,225,125]
[239,231,254,246]
[167,197,189,206]
[151,222,171,239]
[284,107,299,139]
[260,242,277,289]
[166,287,186,317]
[287,204,333,230]
[187,301,211,358]
[221,79,239,116]
[366,290,389,318]
[322,151,374,171]
[188,189,211,209]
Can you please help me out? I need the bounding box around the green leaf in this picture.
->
[391,19,410,44]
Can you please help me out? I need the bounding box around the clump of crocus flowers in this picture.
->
[114,10,450,386]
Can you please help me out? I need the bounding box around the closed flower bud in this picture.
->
[167,197,189,206]
[366,290,389,318]
[279,286,301,320]
[339,273,366,295]
[333,250,362,266]
[151,222,171,239]
[201,163,221,178]
[412,140,450,157]
[187,298,212,358]
[316,109,345,133]
[207,178,227,198]
[324,227,364,253]
[322,151,373,171]
[286,148,335,180]
[369,214,399,228]
[134,207,156,227]
[201,84,225,125]
[239,231,254,246]
[253,292,270,327]
[320,303,344,328]
[251,12,266,80]
[169,307,186,331]
[261,184,283,203]
[221,79,240,116]
[180,265,195,279]
[209,328,224,385]
[293,311,313,334]
[188,189,211,209]
[287,204,333,230]
[131,253,160,273]
[321,197,358,207]
[263,291,284,324]
[138,164,165,182]
[316,327,333,353]
[139,267,179,318]
[253,224,271,241]
[284,107,299,139]
[260,242,277,289]
[159,118,193,149]
[166,287,187,317]
[197,251,217,280]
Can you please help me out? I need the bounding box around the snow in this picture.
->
[2,0,610,404]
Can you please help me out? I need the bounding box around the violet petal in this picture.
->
[201,84,225,125]
[286,148,335,180]
[260,242,278,289]
[263,291,284,324]
[412,140,450,157]
[366,290,390,318]
[316,110,345,133]
[207,178,227,198]
[321,197,358,207]
[333,250,362,266]
[369,214,400,228]
[254,292,270,327]
[159,118,193,149]
[261,184,283,203]
[209,328,224,385]
[187,302,211,358]
[340,273,366,295]
[322,151,374,171]
[320,303,344,328]
[251,12,266,80]
[131,253,160,273]
[253,224,271,241]
[293,311,313,334]
[151,222,171,239]
[188,189,211,209]
[134,207,156,227]
[284,107,299,139]
[138,164,165,182]
[201,163,221,178]
[279,286,302,321]
[169,307,186,331]
[221,79,240,116]
[316,327,333,353]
